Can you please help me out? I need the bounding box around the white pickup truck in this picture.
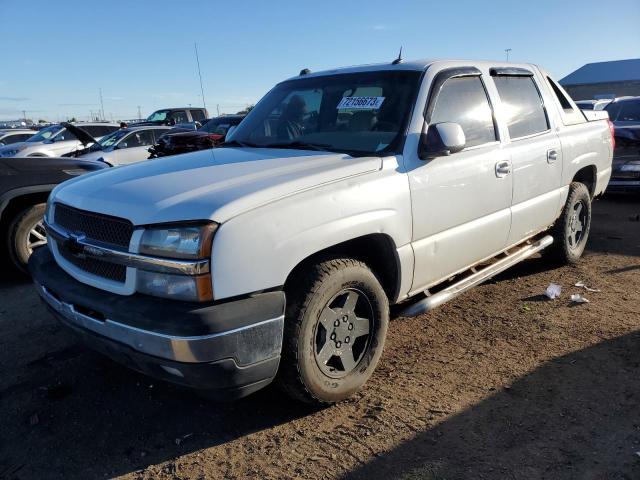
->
[30,59,613,404]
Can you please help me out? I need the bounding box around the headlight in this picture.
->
[139,223,216,259]
[45,201,54,224]
[137,222,217,301]
[2,149,20,157]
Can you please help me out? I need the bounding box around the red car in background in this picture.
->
[148,114,245,158]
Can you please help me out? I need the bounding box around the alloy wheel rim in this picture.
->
[313,288,373,379]
[26,219,47,254]
[567,200,587,249]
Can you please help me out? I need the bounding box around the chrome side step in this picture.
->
[399,235,554,317]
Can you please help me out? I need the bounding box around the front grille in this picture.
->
[59,246,127,283]
[54,203,133,248]
[53,203,132,283]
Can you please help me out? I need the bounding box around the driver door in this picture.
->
[407,67,512,293]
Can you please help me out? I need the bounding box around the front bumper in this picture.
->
[29,247,285,399]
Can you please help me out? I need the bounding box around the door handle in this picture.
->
[547,149,558,164]
[495,160,511,178]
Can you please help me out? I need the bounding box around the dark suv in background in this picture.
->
[605,97,640,192]
[135,107,209,127]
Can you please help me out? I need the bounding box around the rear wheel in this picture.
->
[278,257,389,405]
[548,182,591,264]
[7,203,47,274]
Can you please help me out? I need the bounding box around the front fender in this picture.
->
[210,166,412,300]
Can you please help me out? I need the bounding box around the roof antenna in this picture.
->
[392,46,403,65]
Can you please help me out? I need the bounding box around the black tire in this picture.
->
[7,203,47,274]
[548,182,591,264]
[278,257,389,405]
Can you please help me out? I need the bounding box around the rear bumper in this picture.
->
[29,247,285,399]
[607,179,640,192]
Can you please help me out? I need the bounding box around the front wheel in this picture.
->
[278,257,389,405]
[548,182,592,264]
[7,203,47,274]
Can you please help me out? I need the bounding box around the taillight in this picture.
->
[608,120,616,150]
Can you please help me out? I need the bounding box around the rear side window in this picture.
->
[546,76,573,111]
[493,76,549,139]
[429,76,496,148]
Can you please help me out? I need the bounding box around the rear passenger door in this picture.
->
[408,67,513,292]
[490,68,563,244]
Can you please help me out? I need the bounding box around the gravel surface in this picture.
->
[1,195,639,480]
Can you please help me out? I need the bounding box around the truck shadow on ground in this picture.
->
[344,330,640,480]
[1,346,319,479]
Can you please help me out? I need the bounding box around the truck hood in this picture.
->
[53,147,382,225]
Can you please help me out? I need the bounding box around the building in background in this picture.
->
[560,58,640,100]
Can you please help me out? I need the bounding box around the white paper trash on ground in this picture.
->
[545,283,562,300]
[571,293,590,304]
[574,281,601,292]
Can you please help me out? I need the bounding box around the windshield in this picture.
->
[27,125,63,142]
[229,71,422,156]
[146,110,169,122]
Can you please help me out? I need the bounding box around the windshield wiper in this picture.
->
[219,139,258,148]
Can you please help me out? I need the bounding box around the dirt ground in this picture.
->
[1,195,639,480]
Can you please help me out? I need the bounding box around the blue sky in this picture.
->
[1,0,638,121]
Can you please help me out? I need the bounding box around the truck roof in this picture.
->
[285,58,540,81]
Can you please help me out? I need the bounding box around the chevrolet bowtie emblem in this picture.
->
[64,232,86,256]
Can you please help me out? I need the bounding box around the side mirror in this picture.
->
[418,122,466,159]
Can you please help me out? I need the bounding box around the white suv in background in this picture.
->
[73,125,172,165]
[0,122,119,157]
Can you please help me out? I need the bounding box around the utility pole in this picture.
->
[505,48,512,62]
[137,105,142,120]
[21,110,27,122]
[216,104,220,116]
[99,88,105,120]
[194,42,207,109]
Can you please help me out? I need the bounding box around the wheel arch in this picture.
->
[283,233,402,303]
[0,186,54,227]
[571,165,597,198]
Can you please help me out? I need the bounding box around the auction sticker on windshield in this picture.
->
[337,96,385,110]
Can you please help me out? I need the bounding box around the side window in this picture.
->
[190,109,206,122]
[169,110,189,124]
[56,129,78,142]
[429,76,496,148]
[120,130,155,148]
[493,76,549,139]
